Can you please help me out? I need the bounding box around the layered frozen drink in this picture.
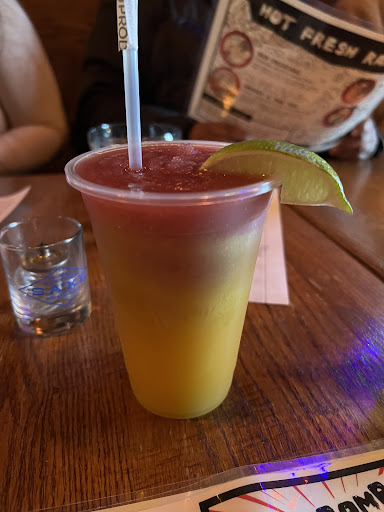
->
[65,142,274,418]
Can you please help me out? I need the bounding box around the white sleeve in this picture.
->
[0,0,68,173]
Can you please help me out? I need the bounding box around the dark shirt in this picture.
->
[74,0,216,152]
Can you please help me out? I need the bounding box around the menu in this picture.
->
[188,0,384,152]
[77,443,384,512]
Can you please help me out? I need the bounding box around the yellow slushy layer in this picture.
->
[90,218,264,418]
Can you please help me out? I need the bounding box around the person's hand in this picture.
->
[188,121,248,142]
[328,119,380,160]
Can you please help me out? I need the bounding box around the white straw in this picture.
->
[123,49,142,169]
[123,0,142,169]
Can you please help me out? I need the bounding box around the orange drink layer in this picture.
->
[65,142,275,419]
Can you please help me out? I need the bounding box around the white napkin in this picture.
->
[0,186,30,224]
[249,190,290,305]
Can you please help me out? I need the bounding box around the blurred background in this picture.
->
[20,0,100,125]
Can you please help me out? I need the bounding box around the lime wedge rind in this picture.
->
[202,140,352,214]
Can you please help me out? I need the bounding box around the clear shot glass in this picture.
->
[0,216,91,336]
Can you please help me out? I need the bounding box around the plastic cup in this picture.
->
[0,216,91,336]
[65,141,275,418]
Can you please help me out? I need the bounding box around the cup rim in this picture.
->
[65,141,278,206]
[0,216,82,251]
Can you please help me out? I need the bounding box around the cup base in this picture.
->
[135,390,230,419]
[16,303,91,336]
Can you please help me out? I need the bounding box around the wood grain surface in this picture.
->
[0,173,383,512]
[293,157,384,278]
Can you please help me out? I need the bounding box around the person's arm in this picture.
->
[0,0,68,174]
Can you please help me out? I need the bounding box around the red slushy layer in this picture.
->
[77,143,262,193]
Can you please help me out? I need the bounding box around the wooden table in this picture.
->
[1,163,384,512]
[293,158,384,279]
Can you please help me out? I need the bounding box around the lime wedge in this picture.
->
[202,140,352,213]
